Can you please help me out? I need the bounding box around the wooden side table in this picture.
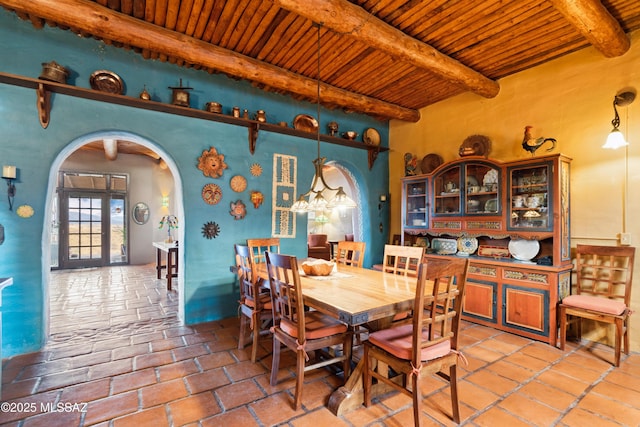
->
[153,242,178,290]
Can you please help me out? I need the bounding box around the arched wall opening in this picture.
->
[41,130,185,339]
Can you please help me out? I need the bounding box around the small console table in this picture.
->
[153,242,178,290]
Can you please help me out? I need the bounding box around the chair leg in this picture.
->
[270,337,281,386]
[615,318,623,367]
[363,343,372,407]
[450,365,460,424]
[411,374,421,427]
[293,350,305,410]
[251,312,259,363]
[238,314,248,350]
[624,318,630,355]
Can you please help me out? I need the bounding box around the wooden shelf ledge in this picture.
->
[0,72,388,169]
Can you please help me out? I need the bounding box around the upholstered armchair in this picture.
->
[307,234,331,260]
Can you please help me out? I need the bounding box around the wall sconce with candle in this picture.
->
[603,90,635,149]
[2,166,16,211]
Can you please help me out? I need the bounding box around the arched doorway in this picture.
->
[42,131,185,337]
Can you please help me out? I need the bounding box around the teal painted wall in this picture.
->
[0,10,389,357]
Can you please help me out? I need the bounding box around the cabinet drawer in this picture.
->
[502,267,550,285]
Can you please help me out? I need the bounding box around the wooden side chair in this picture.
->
[335,240,366,267]
[265,251,352,410]
[382,244,424,277]
[559,244,636,366]
[363,257,469,426]
[234,244,273,363]
[247,237,280,265]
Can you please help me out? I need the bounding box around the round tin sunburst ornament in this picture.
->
[250,163,263,177]
[230,175,247,192]
[202,221,220,239]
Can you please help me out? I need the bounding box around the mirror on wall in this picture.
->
[132,202,150,225]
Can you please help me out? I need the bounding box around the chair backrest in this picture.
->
[308,234,328,247]
[247,237,280,265]
[234,244,263,308]
[344,233,354,241]
[265,251,306,341]
[336,241,366,267]
[382,244,424,277]
[412,257,469,366]
[574,244,635,305]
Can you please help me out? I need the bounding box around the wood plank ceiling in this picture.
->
[3,0,640,124]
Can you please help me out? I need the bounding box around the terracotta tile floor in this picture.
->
[2,264,640,426]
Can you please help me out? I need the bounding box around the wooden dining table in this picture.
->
[256,261,419,415]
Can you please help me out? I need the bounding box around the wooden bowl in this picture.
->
[301,260,334,276]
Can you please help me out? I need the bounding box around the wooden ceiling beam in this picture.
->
[549,0,629,57]
[0,0,419,121]
[272,0,501,99]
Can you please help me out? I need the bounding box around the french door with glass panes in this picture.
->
[59,191,127,269]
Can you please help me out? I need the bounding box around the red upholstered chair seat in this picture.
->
[280,311,348,339]
[368,324,451,361]
[562,294,626,315]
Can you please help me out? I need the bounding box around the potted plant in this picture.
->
[159,215,178,243]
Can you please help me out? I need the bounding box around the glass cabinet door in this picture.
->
[464,162,500,215]
[508,163,551,230]
[433,165,461,215]
[404,179,428,228]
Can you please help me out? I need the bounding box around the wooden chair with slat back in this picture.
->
[247,237,280,265]
[382,244,425,277]
[265,251,352,410]
[335,241,366,267]
[559,244,636,366]
[234,244,273,363]
[363,257,469,426]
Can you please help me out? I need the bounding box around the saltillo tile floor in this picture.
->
[1,264,639,426]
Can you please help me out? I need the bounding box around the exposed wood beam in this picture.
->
[272,0,500,99]
[0,0,420,121]
[549,0,629,57]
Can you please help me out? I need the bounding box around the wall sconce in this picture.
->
[603,90,635,149]
[2,166,16,211]
[162,195,169,207]
[378,194,388,210]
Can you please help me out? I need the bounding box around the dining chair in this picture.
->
[382,244,425,277]
[335,240,366,267]
[265,251,352,410]
[234,244,273,363]
[559,244,635,366]
[246,237,280,265]
[363,257,469,426]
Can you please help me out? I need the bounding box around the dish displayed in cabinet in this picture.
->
[431,238,458,255]
[508,239,540,262]
[484,198,498,213]
[457,237,478,256]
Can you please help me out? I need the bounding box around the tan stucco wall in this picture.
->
[389,30,640,352]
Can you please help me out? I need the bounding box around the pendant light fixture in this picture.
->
[290,24,357,213]
[603,90,635,149]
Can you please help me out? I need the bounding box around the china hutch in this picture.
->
[401,154,572,345]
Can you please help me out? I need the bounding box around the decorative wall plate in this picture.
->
[293,114,318,132]
[250,163,263,176]
[89,70,124,94]
[201,221,220,239]
[230,175,247,192]
[230,200,246,220]
[197,146,228,178]
[202,183,222,205]
[16,204,34,218]
[420,153,443,174]
[363,128,381,146]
